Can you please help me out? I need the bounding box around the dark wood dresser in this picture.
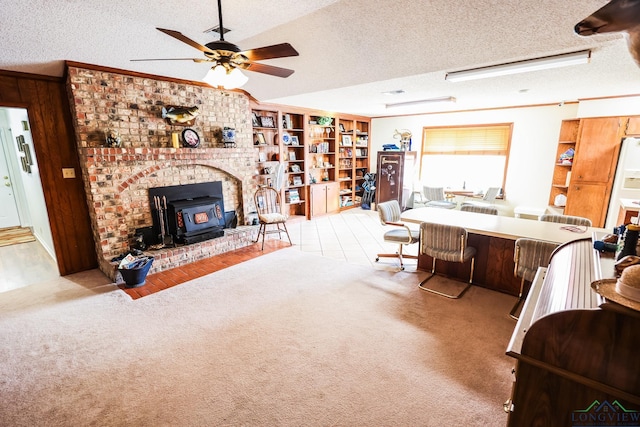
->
[505,237,640,426]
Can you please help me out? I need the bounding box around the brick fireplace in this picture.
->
[66,63,261,279]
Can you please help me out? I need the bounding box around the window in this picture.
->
[419,124,512,194]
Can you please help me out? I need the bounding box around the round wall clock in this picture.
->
[182,128,200,148]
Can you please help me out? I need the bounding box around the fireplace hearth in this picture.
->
[149,182,227,245]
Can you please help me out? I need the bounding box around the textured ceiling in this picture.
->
[1,0,639,116]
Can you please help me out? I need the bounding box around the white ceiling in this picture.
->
[2,0,639,117]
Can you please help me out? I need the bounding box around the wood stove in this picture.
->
[148,182,226,245]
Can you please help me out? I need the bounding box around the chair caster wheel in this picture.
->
[375,257,379,262]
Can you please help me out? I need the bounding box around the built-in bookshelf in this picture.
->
[337,117,370,209]
[251,106,306,218]
[251,105,371,218]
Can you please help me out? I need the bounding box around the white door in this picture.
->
[0,140,20,229]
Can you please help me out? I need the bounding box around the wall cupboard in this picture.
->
[549,117,631,227]
[251,103,370,219]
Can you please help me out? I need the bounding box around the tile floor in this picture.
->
[0,208,421,298]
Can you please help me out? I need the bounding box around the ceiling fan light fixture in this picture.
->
[445,50,591,82]
[203,65,248,89]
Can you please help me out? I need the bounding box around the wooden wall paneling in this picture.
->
[0,71,96,275]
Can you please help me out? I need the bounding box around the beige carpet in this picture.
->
[0,248,516,426]
[0,227,35,247]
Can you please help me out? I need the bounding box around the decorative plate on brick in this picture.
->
[182,128,200,148]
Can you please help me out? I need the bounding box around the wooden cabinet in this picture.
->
[337,117,370,209]
[550,117,624,227]
[564,182,609,226]
[309,182,339,217]
[570,117,622,184]
[626,116,640,136]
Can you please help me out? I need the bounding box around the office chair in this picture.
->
[418,222,476,298]
[254,186,292,250]
[423,186,456,209]
[539,214,592,227]
[460,204,499,215]
[510,238,559,320]
[375,200,420,270]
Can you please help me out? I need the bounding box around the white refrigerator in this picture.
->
[605,137,640,229]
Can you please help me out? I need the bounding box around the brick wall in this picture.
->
[66,65,260,279]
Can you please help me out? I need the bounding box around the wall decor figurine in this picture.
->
[575,0,640,67]
[104,129,122,147]
[222,127,236,148]
[162,105,200,125]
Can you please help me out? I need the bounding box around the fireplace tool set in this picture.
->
[152,195,174,249]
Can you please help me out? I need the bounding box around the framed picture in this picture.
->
[16,135,25,151]
[23,143,33,165]
[339,123,346,132]
[252,112,260,127]
[290,164,301,173]
[259,116,275,128]
[258,151,267,162]
[283,114,292,129]
[256,132,267,145]
[289,150,296,161]
[293,176,303,186]
[288,189,300,202]
[342,135,352,146]
[290,135,300,145]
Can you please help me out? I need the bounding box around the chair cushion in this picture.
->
[384,229,420,243]
[259,213,287,223]
[424,246,476,263]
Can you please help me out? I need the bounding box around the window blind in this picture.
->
[422,124,512,155]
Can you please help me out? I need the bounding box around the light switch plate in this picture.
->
[62,168,76,179]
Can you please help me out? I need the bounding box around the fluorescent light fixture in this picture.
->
[382,89,405,95]
[203,65,248,89]
[385,96,456,109]
[445,50,591,82]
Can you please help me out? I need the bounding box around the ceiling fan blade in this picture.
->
[241,43,299,61]
[240,62,295,78]
[157,27,216,54]
[130,58,212,62]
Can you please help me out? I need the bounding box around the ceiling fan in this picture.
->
[132,0,299,88]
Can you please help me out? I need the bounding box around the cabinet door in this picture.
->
[626,116,640,136]
[571,117,622,183]
[310,185,326,217]
[564,182,609,226]
[326,182,340,214]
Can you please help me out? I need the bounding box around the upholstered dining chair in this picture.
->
[376,200,420,270]
[510,238,559,320]
[539,213,592,227]
[254,186,292,250]
[461,186,501,209]
[423,186,456,209]
[418,222,477,298]
[460,204,499,215]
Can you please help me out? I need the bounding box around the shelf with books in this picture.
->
[336,116,370,210]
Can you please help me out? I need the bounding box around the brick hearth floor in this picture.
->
[118,239,292,300]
